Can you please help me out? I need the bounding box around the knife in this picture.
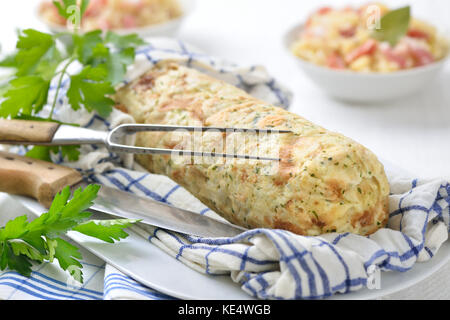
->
[0,151,246,238]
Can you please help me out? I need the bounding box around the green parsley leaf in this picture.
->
[53,0,75,19]
[74,219,139,243]
[9,241,45,263]
[15,29,60,77]
[0,215,29,241]
[73,30,103,64]
[25,146,54,162]
[0,53,18,68]
[105,31,147,50]
[98,46,135,85]
[60,145,81,161]
[51,238,84,283]
[21,232,48,256]
[67,65,115,117]
[53,0,90,20]
[79,0,90,17]
[58,185,99,221]
[372,6,411,47]
[83,32,143,85]
[0,184,138,283]
[0,76,50,117]
[26,186,92,238]
[25,145,80,162]
[1,242,33,276]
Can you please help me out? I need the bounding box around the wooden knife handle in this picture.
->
[0,151,82,208]
[0,119,60,144]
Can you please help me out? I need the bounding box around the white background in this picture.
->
[0,0,449,299]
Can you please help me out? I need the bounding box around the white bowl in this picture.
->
[284,23,449,103]
[37,0,195,38]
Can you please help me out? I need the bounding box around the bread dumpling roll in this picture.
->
[114,61,390,236]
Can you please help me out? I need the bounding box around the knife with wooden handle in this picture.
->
[0,151,82,208]
[0,151,246,237]
[0,119,61,144]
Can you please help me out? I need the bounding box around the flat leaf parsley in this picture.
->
[0,184,139,283]
[0,0,145,162]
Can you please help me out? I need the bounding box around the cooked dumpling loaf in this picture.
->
[114,61,390,236]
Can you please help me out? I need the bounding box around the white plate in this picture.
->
[11,194,250,300]
[9,193,450,300]
[36,0,195,38]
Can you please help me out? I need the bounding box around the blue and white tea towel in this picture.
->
[93,165,449,300]
[1,38,449,300]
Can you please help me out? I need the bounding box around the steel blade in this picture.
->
[74,182,246,238]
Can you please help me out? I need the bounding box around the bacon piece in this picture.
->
[122,15,137,28]
[409,46,434,66]
[327,52,346,69]
[84,0,108,17]
[339,26,356,38]
[380,43,407,69]
[345,39,377,64]
[317,7,332,15]
[407,29,430,40]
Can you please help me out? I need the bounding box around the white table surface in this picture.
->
[0,0,449,299]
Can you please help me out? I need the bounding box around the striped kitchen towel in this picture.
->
[94,163,449,300]
[1,38,449,300]
[0,260,105,300]
[0,194,106,300]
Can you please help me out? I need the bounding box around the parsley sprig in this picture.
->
[0,0,145,162]
[52,0,90,21]
[0,184,139,283]
[0,0,143,284]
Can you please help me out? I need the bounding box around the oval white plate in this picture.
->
[10,193,449,300]
[12,194,251,300]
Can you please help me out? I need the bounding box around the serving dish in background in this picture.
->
[37,0,195,37]
[283,4,450,103]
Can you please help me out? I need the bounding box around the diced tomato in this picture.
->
[345,39,378,64]
[119,0,145,10]
[327,52,346,69]
[407,29,430,40]
[380,43,407,69]
[409,46,434,66]
[339,26,356,38]
[342,6,356,12]
[122,15,137,28]
[317,7,332,15]
[85,0,108,17]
